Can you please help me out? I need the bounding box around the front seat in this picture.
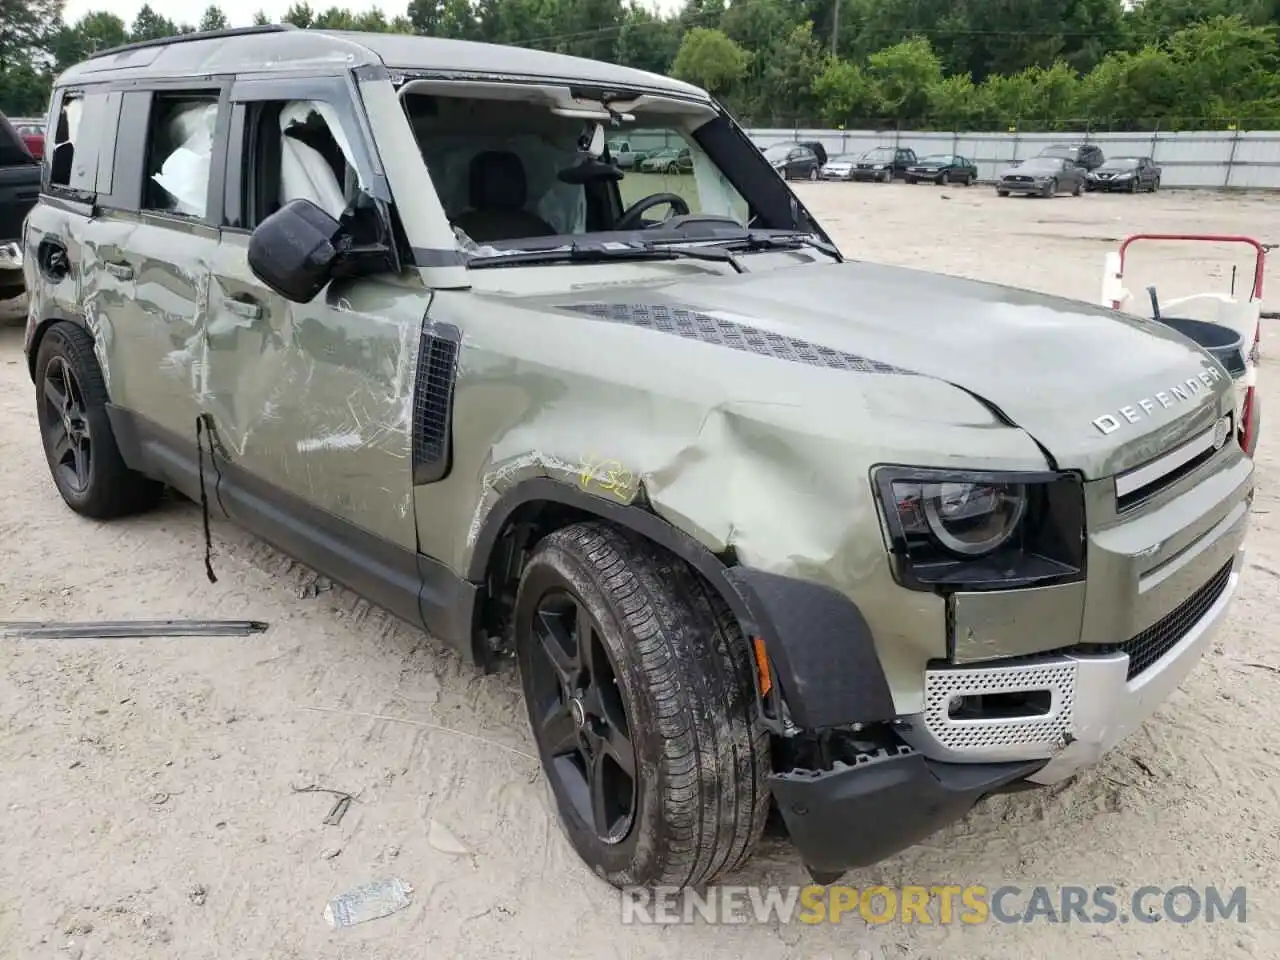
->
[453,151,557,243]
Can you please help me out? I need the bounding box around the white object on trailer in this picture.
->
[1101,234,1263,457]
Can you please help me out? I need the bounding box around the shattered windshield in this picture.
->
[397,86,837,267]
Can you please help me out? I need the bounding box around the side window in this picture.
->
[48,91,120,195]
[142,95,219,219]
[240,99,359,229]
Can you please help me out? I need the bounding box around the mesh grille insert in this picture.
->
[1038,560,1234,680]
[411,327,459,484]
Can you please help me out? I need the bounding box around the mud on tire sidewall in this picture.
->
[514,523,767,888]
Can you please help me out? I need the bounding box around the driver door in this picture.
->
[204,78,428,612]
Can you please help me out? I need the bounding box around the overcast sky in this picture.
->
[64,0,684,29]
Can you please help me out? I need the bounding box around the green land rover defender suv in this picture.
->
[22,26,1254,889]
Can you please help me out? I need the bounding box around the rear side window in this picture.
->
[142,95,219,219]
[48,90,122,196]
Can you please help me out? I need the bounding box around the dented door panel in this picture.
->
[206,231,427,549]
[103,213,215,443]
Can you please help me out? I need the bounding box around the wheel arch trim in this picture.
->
[466,478,897,729]
[26,306,92,381]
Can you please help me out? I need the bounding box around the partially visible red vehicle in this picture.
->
[9,120,45,159]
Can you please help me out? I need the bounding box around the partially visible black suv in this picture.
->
[1,111,40,301]
[1035,142,1105,171]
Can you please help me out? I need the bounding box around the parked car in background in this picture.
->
[905,154,978,185]
[606,139,646,170]
[1,112,41,301]
[762,142,822,181]
[1035,142,1105,171]
[819,153,861,181]
[639,146,691,174]
[996,155,1086,197]
[10,119,45,159]
[1087,156,1162,193]
[851,146,917,182]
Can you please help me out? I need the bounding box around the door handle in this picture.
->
[104,261,133,280]
[223,298,263,321]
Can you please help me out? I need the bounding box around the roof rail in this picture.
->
[87,23,296,61]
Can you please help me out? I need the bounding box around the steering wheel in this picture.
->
[616,193,691,231]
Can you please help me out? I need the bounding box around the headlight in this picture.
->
[873,164,886,170]
[874,467,1085,591]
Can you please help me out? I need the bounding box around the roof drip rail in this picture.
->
[87,23,297,61]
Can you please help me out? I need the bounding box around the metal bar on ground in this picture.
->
[0,619,270,639]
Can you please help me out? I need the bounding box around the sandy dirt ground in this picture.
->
[2,185,1279,960]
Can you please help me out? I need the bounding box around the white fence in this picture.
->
[745,127,1280,189]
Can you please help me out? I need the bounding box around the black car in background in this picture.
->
[1,111,40,301]
[851,146,918,182]
[763,142,823,180]
[905,154,978,185]
[1086,156,1162,192]
[1035,142,1105,171]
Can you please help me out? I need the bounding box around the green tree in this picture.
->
[282,3,315,28]
[812,56,876,124]
[199,5,228,31]
[0,0,62,72]
[867,37,944,122]
[131,3,179,40]
[671,27,748,94]
[51,11,128,69]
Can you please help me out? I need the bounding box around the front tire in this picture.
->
[515,522,769,889]
[808,166,819,181]
[939,170,950,185]
[1042,179,1057,198]
[35,322,163,519]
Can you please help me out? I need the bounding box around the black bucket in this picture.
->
[1154,316,1247,378]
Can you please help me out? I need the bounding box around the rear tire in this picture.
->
[34,322,164,519]
[515,522,770,889]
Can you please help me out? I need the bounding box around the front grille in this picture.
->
[1007,176,1032,183]
[1066,561,1232,680]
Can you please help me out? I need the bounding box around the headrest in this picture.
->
[469,150,528,211]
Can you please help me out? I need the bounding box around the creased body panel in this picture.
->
[421,273,1054,714]
[205,233,426,549]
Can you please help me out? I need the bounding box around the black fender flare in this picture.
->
[466,478,896,729]
[26,306,92,381]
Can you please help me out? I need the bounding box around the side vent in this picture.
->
[412,323,461,485]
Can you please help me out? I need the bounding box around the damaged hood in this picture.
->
[542,260,1233,479]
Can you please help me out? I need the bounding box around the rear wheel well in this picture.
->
[27,315,89,381]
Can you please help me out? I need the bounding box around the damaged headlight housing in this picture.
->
[874,467,1085,591]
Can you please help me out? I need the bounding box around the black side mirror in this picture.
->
[248,198,342,303]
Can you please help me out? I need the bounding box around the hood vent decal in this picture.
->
[561,302,916,376]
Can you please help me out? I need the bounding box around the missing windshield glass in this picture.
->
[393,79,837,261]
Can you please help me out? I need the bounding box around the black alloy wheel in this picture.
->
[40,355,93,496]
[526,588,637,845]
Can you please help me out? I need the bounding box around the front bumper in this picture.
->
[998,181,1048,193]
[751,542,1243,877]
[771,748,1044,875]
[850,168,890,180]
[1089,179,1136,192]
[897,548,1242,780]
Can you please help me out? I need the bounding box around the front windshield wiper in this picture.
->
[712,231,842,261]
[467,241,745,273]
